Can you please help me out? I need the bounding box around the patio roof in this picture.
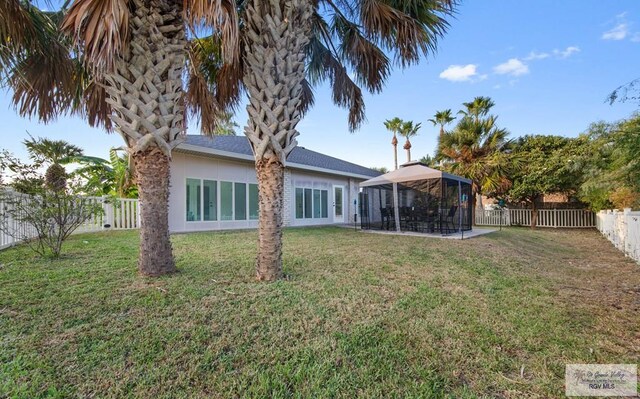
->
[359,161,472,187]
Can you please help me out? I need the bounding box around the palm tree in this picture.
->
[199,0,458,280]
[459,96,495,124]
[438,111,512,220]
[384,117,403,170]
[23,136,83,191]
[428,109,455,140]
[5,0,239,276]
[399,121,421,163]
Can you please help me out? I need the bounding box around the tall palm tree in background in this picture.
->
[384,117,403,170]
[458,96,495,124]
[203,0,458,280]
[399,121,421,163]
[23,136,83,191]
[438,100,512,219]
[4,0,238,276]
[428,109,455,140]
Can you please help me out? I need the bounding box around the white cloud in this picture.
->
[602,23,629,40]
[493,58,529,76]
[439,64,479,82]
[553,46,581,58]
[524,51,550,61]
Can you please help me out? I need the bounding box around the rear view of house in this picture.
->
[168,135,380,233]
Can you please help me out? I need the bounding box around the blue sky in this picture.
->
[1,0,639,170]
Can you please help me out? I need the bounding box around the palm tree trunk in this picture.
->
[394,145,398,170]
[243,0,312,281]
[392,135,398,170]
[101,0,186,276]
[134,146,175,275]
[255,158,284,280]
[404,140,412,163]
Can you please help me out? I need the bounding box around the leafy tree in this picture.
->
[399,121,421,163]
[577,115,640,211]
[370,166,389,174]
[212,111,239,136]
[384,117,403,170]
[438,97,513,217]
[72,148,138,198]
[0,151,102,258]
[506,135,582,228]
[419,154,437,167]
[427,109,455,140]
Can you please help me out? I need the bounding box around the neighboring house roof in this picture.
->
[177,135,382,179]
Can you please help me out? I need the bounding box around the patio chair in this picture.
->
[380,207,395,230]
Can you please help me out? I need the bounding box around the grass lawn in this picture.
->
[0,227,638,398]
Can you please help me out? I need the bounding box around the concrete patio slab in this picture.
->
[358,227,497,240]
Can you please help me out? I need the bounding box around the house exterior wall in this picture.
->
[169,152,367,233]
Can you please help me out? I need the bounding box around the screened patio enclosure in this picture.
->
[359,162,472,235]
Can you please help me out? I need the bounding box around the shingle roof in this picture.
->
[182,135,382,178]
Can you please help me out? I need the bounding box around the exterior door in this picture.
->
[333,186,344,223]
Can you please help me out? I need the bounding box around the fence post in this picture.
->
[102,196,114,229]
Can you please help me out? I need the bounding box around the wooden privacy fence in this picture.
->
[475,208,596,228]
[595,209,640,264]
[0,192,140,251]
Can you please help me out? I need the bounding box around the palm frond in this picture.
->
[61,0,131,75]
[186,36,243,135]
[331,12,390,93]
[357,0,456,66]
[186,0,240,64]
[7,35,78,123]
[307,35,365,131]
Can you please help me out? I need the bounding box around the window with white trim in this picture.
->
[186,179,258,222]
[295,187,328,219]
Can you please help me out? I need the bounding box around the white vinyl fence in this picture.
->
[475,208,596,228]
[595,209,640,264]
[0,191,140,251]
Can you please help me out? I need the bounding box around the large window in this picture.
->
[235,183,247,220]
[220,181,233,221]
[186,179,258,222]
[295,187,328,219]
[186,178,201,221]
[249,184,259,220]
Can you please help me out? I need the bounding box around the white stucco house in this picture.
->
[168,135,381,233]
